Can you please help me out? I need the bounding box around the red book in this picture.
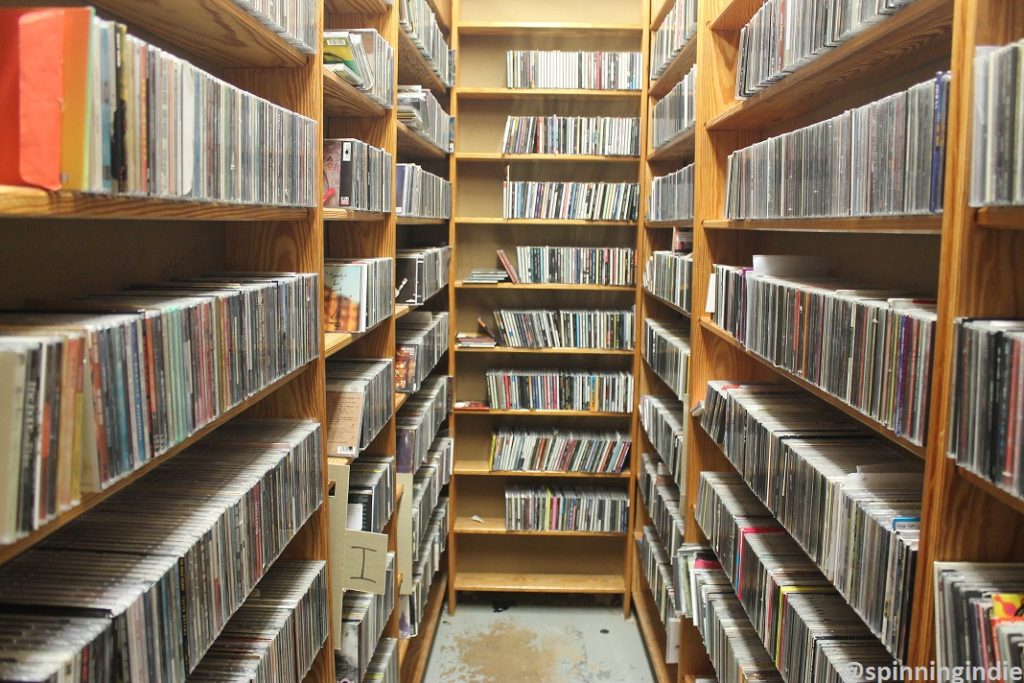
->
[496,249,520,284]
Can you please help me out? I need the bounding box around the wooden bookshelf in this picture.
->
[975,205,1024,230]
[643,288,691,318]
[397,216,449,225]
[400,571,448,682]
[703,215,944,234]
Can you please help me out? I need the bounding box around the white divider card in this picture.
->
[328,460,351,638]
[339,530,390,595]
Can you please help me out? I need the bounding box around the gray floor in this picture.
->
[423,594,657,683]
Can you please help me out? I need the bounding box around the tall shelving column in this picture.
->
[0,0,334,681]
[447,0,646,611]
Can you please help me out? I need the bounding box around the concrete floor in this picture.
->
[422,594,657,683]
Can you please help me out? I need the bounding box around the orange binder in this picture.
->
[0,9,65,191]
[59,8,95,191]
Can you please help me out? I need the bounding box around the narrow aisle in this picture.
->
[423,595,657,683]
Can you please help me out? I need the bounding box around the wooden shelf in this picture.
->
[648,127,695,162]
[651,0,676,30]
[456,87,642,100]
[397,121,448,160]
[455,217,636,226]
[0,185,308,221]
[643,288,691,318]
[395,304,416,319]
[707,0,953,132]
[976,206,1024,230]
[455,153,640,163]
[325,0,388,13]
[455,461,631,478]
[454,571,626,594]
[0,361,313,567]
[425,0,451,33]
[93,0,306,67]
[395,392,411,412]
[455,346,633,355]
[649,38,697,99]
[455,516,627,536]
[324,208,389,222]
[324,316,390,358]
[703,215,943,234]
[699,319,927,458]
[456,405,630,417]
[323,68,387,118]
[710,0,771,30]
[455,282,635,291]
[398,29,447,93]
[957,468,1024,515]
[400,572,448,683]
[398,634,410,666]
[397,216,449,225]
[458,21,643,36]
[645,219,690,228]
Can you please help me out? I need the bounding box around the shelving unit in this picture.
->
[447,0,646,617]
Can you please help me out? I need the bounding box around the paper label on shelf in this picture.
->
[339,529,389,595]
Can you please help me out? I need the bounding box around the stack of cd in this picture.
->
[491,308,635,350]
[241,0,317,54]
[489,429,631,474]
[395,313,450,394]
[649,164,694,222]
[639,453,684,555]
[325,359,394,456]
[399,0,453,87]
[639,395,688,491]
[324,257,394,333]
[506,50,643,90]
[651,0,697,79]
[636,525,681,663]
[324,29,395,108]
[364,638,400,683]
[402,498,450,638]
[349,456,397,533]
[971,40,1024,206]
[484,369,633,413]
[652,65,697,150]
[397,376,452,473]
[515,246,635,286]
[501,115,640,156]
[505,484,630,532]
[396,164,452,218]
[411,436,453,562]
[337,552,396,683]
[396,246,451,304]
[643,318,690,400]
[503,180,640,221]
[398,86,453,153]
[644,251,692,313]
[323,138,393,212]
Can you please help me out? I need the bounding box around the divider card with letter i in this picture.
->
[0,9,66,190]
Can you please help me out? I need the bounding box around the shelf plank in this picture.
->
[395,392,411,412]
[0,361,313,567]
[395,304,416,319]
[458,21,643,36]
[324,315,390,358]
[0,185,308,221]
[455,153,640,163]
[455,516,627,536]
[699,319,927,458]
[323,68,387,118]
[645,219,690,228]
[455,346,633,355]
[454,571,626,594]
[456,87,642,100]
[710,0,770,30]
[456,217,636,226]
[397,121,448,160]
[325,0,388,13]
[454,408,631,417]
[398,29,447,93]
[324,208,389,222]
[957,468,1024,515]
[650,38,697,99]
[707,0,953,132]
[455,282,635,292]
[94,0,305,67]
[643,288,692,318]
[651,0,676,30]
[397,216,449,225]
[703,215,943,234]
[455,461,631,478]
[424,0,451,33]
[976,206,1024,230]
[648,127,695,162]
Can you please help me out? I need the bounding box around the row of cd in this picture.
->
[325,359,394,456]
[652,64,697,151]
[637,526,681,664]
[644,251,693,314]
[9,8,316,206]
[651,0,697,80]
[399,86,453,154]
[397,375,452,474]
[643,318,691,401]
[324,257,394,334]
[696,471,900,679]
[736,0,920,100]
[396,312,450,394]
[639,453,684,556]
[725,74,951,219]
[397,245,451,305]
[514,246,636,286]
[488,429,632,474]
[323,138,393,212]
[397,164,452,219]
[349,456,397,534]
[411,436,453,564]
[971,40,1024,207]
[399,0,454,87]
[0,272,318,541]
[0,419,323,681]
[484,369,634,413]
[502,180,641,221]
[947,319,1024,500]
[504,484,630,533]
[337,552,396,683]
[649,164,695,222]
[488,308,636,350]
[189,561,329,683]
[402,497,450,639]
[639,395,688,492]
[323,29,395,109]
[711,259,936,445]
[500,116,641,156]
[700,380,922,659]
[506,50,644,91]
